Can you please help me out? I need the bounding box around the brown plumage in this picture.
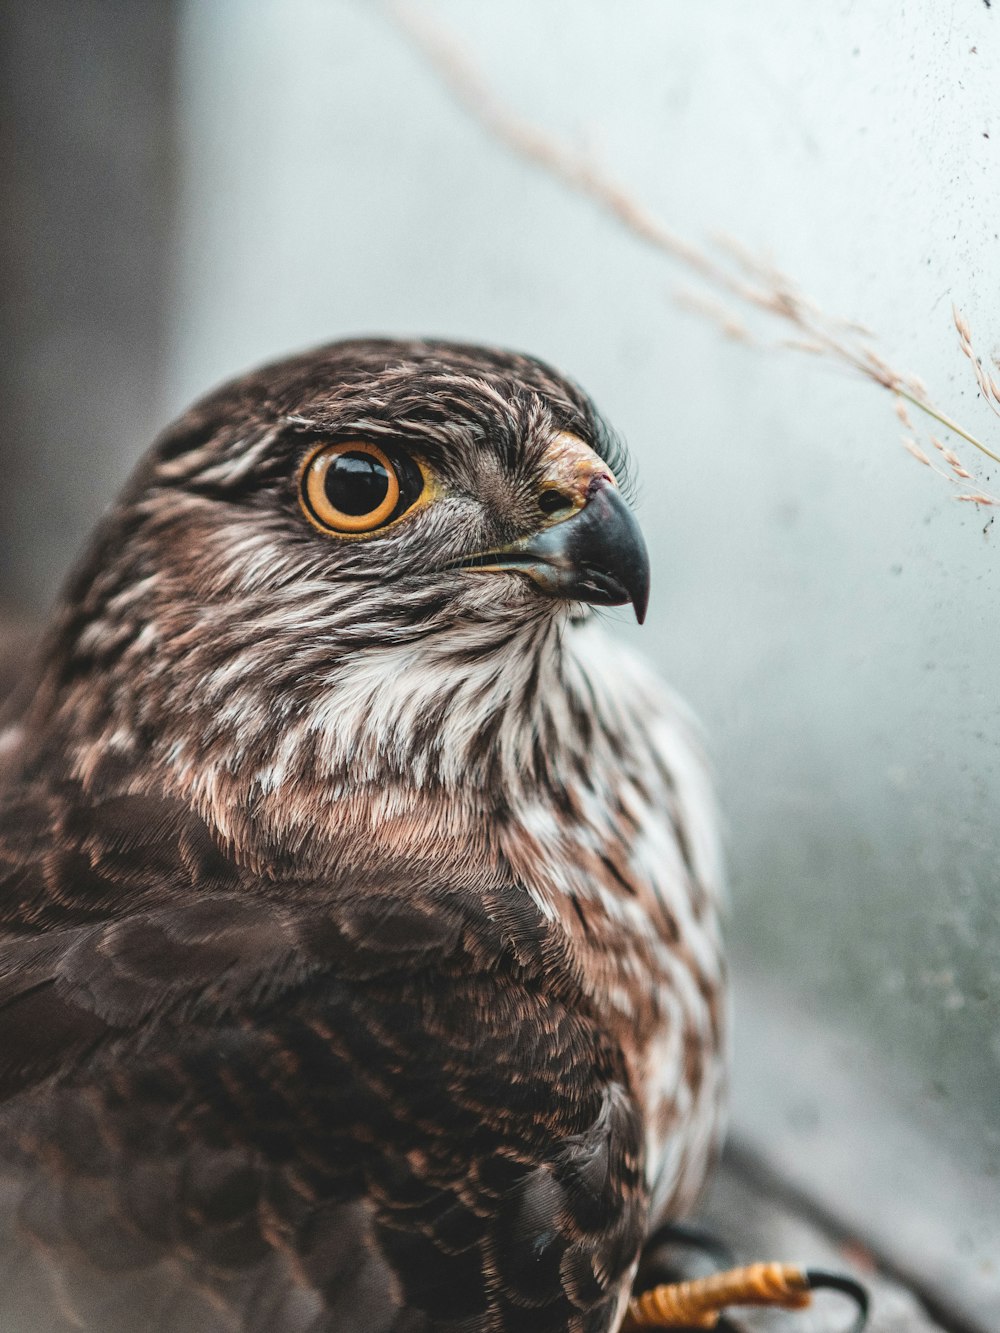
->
[0,339,725,1331]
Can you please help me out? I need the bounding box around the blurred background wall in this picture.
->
[2,2,998,1327]
[0,0,176,606]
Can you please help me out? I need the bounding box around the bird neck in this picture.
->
[3,604,591,877]
[151,610,594,880]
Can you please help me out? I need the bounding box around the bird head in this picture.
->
[12,340,652,853]
[146,337,648,633]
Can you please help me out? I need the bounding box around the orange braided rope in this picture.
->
[623,1262,813,1329]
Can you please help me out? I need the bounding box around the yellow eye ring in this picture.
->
[300,441,402,534]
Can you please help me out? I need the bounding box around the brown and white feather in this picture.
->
[0,338,725,1332]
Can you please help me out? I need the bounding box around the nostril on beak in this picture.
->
[538,489,574,516]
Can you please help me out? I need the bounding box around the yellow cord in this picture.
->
[623,1262,813,1329]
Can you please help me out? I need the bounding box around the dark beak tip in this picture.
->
[580,483,651,623]
[626,565,650,623]
[456,480,652,622]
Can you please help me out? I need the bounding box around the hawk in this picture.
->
[0,338,751,1331]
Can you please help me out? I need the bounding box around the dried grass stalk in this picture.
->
[391,0,999,506]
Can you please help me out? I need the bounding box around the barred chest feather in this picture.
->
[30,534,727,1230]
[169,613,728,1227]
[499,621,728,1222]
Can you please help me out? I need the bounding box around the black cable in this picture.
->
[805,1268,870,1333]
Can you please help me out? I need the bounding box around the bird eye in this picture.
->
[299,441,423,535]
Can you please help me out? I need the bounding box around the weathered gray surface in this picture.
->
[728,974,997,1332]
[699,1157,948,1333]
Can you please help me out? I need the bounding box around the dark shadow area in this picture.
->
[0,0,178,612]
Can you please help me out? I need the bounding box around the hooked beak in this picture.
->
[449,479,651,624]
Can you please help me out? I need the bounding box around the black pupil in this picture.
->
[325,451,390,516]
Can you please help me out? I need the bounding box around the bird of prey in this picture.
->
[0,338,731,1332]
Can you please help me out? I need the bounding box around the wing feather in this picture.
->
[0,783,647,1332]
